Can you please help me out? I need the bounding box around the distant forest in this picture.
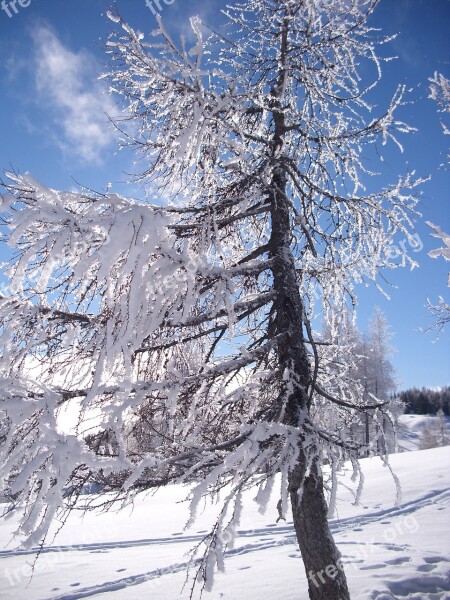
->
[395,387,450,416]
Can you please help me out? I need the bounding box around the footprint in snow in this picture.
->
[423,556,445,564]
[117,568,127,573]
[70,583,81,587]
[346,559,364,564]
[383,545,404,552]
[385,557,410,566]
[417,563,436,572]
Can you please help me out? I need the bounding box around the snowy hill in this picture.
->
[0,446,449,600]
[397,414,450,452]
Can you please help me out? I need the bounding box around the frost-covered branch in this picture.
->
[0,3,424,597]
[425,221,450,333]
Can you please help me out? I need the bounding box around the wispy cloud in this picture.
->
[32,24,116,164]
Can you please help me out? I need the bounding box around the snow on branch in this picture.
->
[0,2,426,594]
[427,221,450,264]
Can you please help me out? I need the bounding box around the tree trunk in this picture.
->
[267,9,352,598]
[365,411,370,457]
[270,167,353,599]
[289,463,351,600]
[268,100,353,600]
[268,103,352,600]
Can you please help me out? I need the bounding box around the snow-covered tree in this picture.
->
[361,308,398,453]
[419,409,450,450]
[426,221,450,333]
[429,71,450,147]
[426,72,450,332]
[321,308,398,456]
[0,2,424,598]
[364,308,396,401]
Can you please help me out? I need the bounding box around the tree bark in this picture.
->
[269,144,352,600]
[267,8,352,598]
[289,462,351,600]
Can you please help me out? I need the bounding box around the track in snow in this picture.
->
[8,486,447,600]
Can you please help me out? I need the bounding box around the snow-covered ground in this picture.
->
[0,445,449,600]
[397,414,450,452]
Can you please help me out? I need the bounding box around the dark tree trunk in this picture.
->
[267,8,352,598]
[365,411,370,457]
[289,463,351,600]
[269,158,352,599]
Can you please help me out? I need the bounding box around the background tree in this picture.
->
[419,409,450,450]
[0,2,423,598]
[362,308,398,453]
[321,308,398,456]
[364,308,396,401]
[397,386,450,416]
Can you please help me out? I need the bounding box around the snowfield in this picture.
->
[397,415,450,452]
[0,445,449,600]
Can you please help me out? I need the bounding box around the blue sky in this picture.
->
[0,0,449,390]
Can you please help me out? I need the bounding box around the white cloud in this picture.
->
[32,25,116,164]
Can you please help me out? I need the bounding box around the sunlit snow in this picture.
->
[1,443,448,600]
